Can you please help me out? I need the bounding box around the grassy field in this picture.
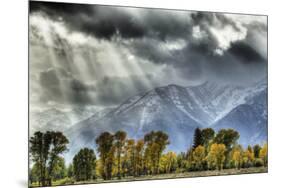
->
[30,167,267,187]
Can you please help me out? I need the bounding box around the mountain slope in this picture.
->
[30,106,101,134]
[30,108,72,134]
[213,88,267,146]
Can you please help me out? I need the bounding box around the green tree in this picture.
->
[259,143,268,167]
[214,129,239,151]
[47,132,69,184]
[29,132,47,186]
[201,128,215,147]
[114,131,127,179]
[186,147,195,171]
[96,132,115,180]
[29,131,69,186]
[176,152,187,171]
[193,128,203,149]
[253,144,262,158]
[52,157,67,181]
[30,163,40,185]
[67,164,74,178]
[73,148,96,181]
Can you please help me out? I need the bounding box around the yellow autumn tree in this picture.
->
[259,143,268,167]
[192,145,205,170]
[243,146,254,168]
[160,151,177,173]
[231,146,243,169]
[207,143,226,170]
[95,159,103,178]
[123,139,136,176]
[135,139,144,176]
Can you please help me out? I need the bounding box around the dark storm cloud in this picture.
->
[170,42,266,83]
[30,1,193,40]
[30,1,267,62]
[124,36,266,84]
[30,1,146,39]
[30,1,267,107]
[228,42,266,64]
[191,12,241,31]
[30,1,93,16]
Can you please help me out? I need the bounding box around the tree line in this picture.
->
[29,128,268,186]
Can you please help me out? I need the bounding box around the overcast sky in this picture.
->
[29,1,267,110]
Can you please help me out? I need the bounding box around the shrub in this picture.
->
[254,158,264,167]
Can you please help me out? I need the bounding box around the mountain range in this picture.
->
[62,79,267,163]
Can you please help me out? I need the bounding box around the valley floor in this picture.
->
[30,167,267,187]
